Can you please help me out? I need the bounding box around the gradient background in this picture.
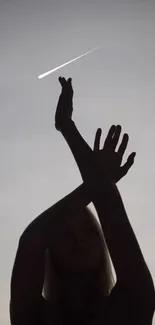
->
[1,0,155,324]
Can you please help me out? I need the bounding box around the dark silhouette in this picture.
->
[10,77,155,325]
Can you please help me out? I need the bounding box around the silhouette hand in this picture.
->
[55,76,73,131]
[93,125,136,183]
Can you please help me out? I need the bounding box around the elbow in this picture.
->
[141,265,155,301]
[147,279,155,310]
[137,271,155,310]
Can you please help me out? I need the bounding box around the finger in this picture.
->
[59,77,67,88]
[58,76,63,86]
[117,133,129,157]
[104,125,116,148]
[94,128,102,151]
[112,125,122,150]
[67,78,73,94]
[61,77,67,82]
[58,76,65,82]
[68,77,72,84]
[120,152,136,176]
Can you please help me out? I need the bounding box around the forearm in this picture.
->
[20,182,91,249]
[95,180,155,300]
[60,120,93,185]
[93,179,150,271]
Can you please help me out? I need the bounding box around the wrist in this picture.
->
[57,119,75,135]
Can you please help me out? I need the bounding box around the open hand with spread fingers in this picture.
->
[93,125,136,183]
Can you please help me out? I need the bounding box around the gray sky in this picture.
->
[1,0,155,323]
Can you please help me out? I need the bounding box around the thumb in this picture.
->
[120,152,136,177]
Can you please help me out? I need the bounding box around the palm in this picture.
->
[55,77,73,131]
[93,125,136,183]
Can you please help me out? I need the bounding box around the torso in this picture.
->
[41,282,154,325]
[25,282,154,325]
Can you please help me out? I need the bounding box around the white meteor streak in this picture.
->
[38,47,99,79]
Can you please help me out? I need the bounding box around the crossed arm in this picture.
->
[60,119,155,300]
[10,121,155,324]
[10,78,155,325]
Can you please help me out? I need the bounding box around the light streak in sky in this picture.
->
[38,47,99,79]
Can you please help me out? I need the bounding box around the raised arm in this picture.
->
[56,77,155,310]
[10,181,91,324]
[10,86,93,325]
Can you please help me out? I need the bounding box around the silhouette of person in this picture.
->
[10,77,155,325]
